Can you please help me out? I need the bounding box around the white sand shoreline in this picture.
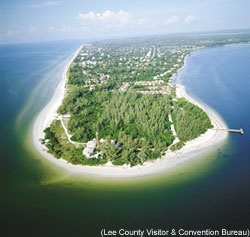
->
[32,46,228,178]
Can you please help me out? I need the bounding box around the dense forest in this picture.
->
[54,84,175,166]
[172,98,213,142]
[43,82,213,166]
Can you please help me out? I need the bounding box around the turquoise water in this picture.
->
[0,42,249,236]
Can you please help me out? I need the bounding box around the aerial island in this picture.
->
[33,33,249,177]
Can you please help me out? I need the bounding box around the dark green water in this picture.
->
[0,42,249,237]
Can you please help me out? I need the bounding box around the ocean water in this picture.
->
[0,41,249,236]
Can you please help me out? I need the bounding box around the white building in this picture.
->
[119,82,130,91]
[82,139,97,158]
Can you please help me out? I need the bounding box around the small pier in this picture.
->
[218,128,244,135]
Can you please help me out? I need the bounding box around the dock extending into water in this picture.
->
[217,128,244,135]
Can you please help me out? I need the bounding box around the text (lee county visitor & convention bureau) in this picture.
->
[101,228,250,237]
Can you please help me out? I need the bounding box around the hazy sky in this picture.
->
[1,0,250,44]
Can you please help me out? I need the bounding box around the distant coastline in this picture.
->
[32,45,228,178]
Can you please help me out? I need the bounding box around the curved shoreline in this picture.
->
[32,47,228,178]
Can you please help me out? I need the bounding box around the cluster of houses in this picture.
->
[153,70,172,80]
[119,82,130,91]
[81,60,97,67]
[85,78,98,84]
[136,85,170,95]
[134,80,164,86]
[83,74,109,91]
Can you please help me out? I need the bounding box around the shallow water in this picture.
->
[0,41,249,236]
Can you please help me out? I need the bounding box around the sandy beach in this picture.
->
[32,47,228,178]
